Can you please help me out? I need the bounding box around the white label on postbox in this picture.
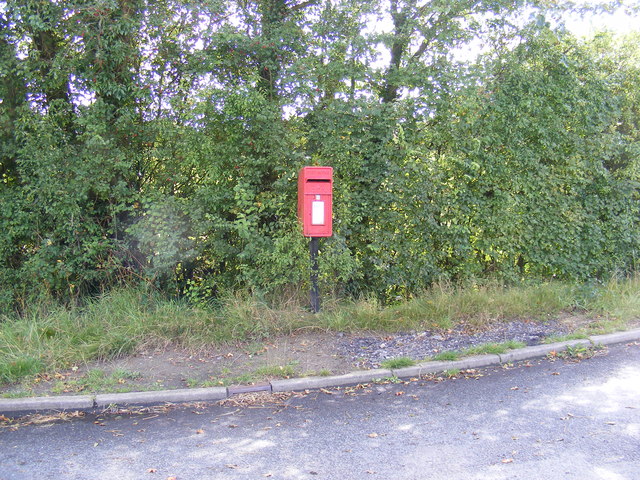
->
[312,200,325,225]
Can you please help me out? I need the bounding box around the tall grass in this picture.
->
[322,280,576,332]
[1,276,639,383]
[586,274,640,320]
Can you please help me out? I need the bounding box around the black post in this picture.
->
[310,237,320,313]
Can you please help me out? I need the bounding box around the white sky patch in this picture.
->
[564,7,640,37]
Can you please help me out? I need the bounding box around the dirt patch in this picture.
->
[3,331,356,397]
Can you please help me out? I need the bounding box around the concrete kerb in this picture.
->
[271,368,393,393]
[589,328,640,347]
[2,328,639,415]
[94,387,228,408]
[0,395,94,413]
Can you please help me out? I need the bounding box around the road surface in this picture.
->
[1,342,639,479]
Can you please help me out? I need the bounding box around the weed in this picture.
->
[244,342,267,356]
[580,317,628,335]
[431,351,460,361]
[555,344,605,361]
[185,379,223,388]
[374,376,402,384]
[462,341,526,356]
[185,378,200,388]
[253,362,299,378]
[542,333,589,344]
[304,369,332,377]
[51,368,141,394]
[443,369,460,377]
[380,357,416,369]
[1,391,32,399]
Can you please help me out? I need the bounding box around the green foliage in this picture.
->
[0,1,639,310]
[432,352,460,361]
[0,355,43,383]
[380,357,416,369]
[462,341,526,356]
[52,368,141,394]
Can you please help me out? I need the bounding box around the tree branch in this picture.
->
[286,0,319,15]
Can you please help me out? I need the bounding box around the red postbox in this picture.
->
[298,166,333,237]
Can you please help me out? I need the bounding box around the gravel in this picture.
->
[339,320,570,368]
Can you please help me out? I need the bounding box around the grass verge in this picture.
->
[1,275,639,386]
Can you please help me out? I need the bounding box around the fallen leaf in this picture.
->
[551,372,560,376]
[226,464,239,469]
[395,391,405,396]
[228,424,238,428]
[501,459,513,464]
[167,477,177,480]
[367,433,379,438]
[263,474,272,478]
[147,468,157,473]
[196,429,205,434]
[510,387,519,391]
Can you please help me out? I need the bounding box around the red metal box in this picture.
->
[298,166,333,237]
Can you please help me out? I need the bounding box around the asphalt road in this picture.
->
[1,342,639,480]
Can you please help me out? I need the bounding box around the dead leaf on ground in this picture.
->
[147,468,157,473]
[367,433,379,438]
[196,429,205,434]
[501,459,514,464]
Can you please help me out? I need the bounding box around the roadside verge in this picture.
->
[2,329,639,415]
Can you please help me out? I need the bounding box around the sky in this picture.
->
[564,4,640,37]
